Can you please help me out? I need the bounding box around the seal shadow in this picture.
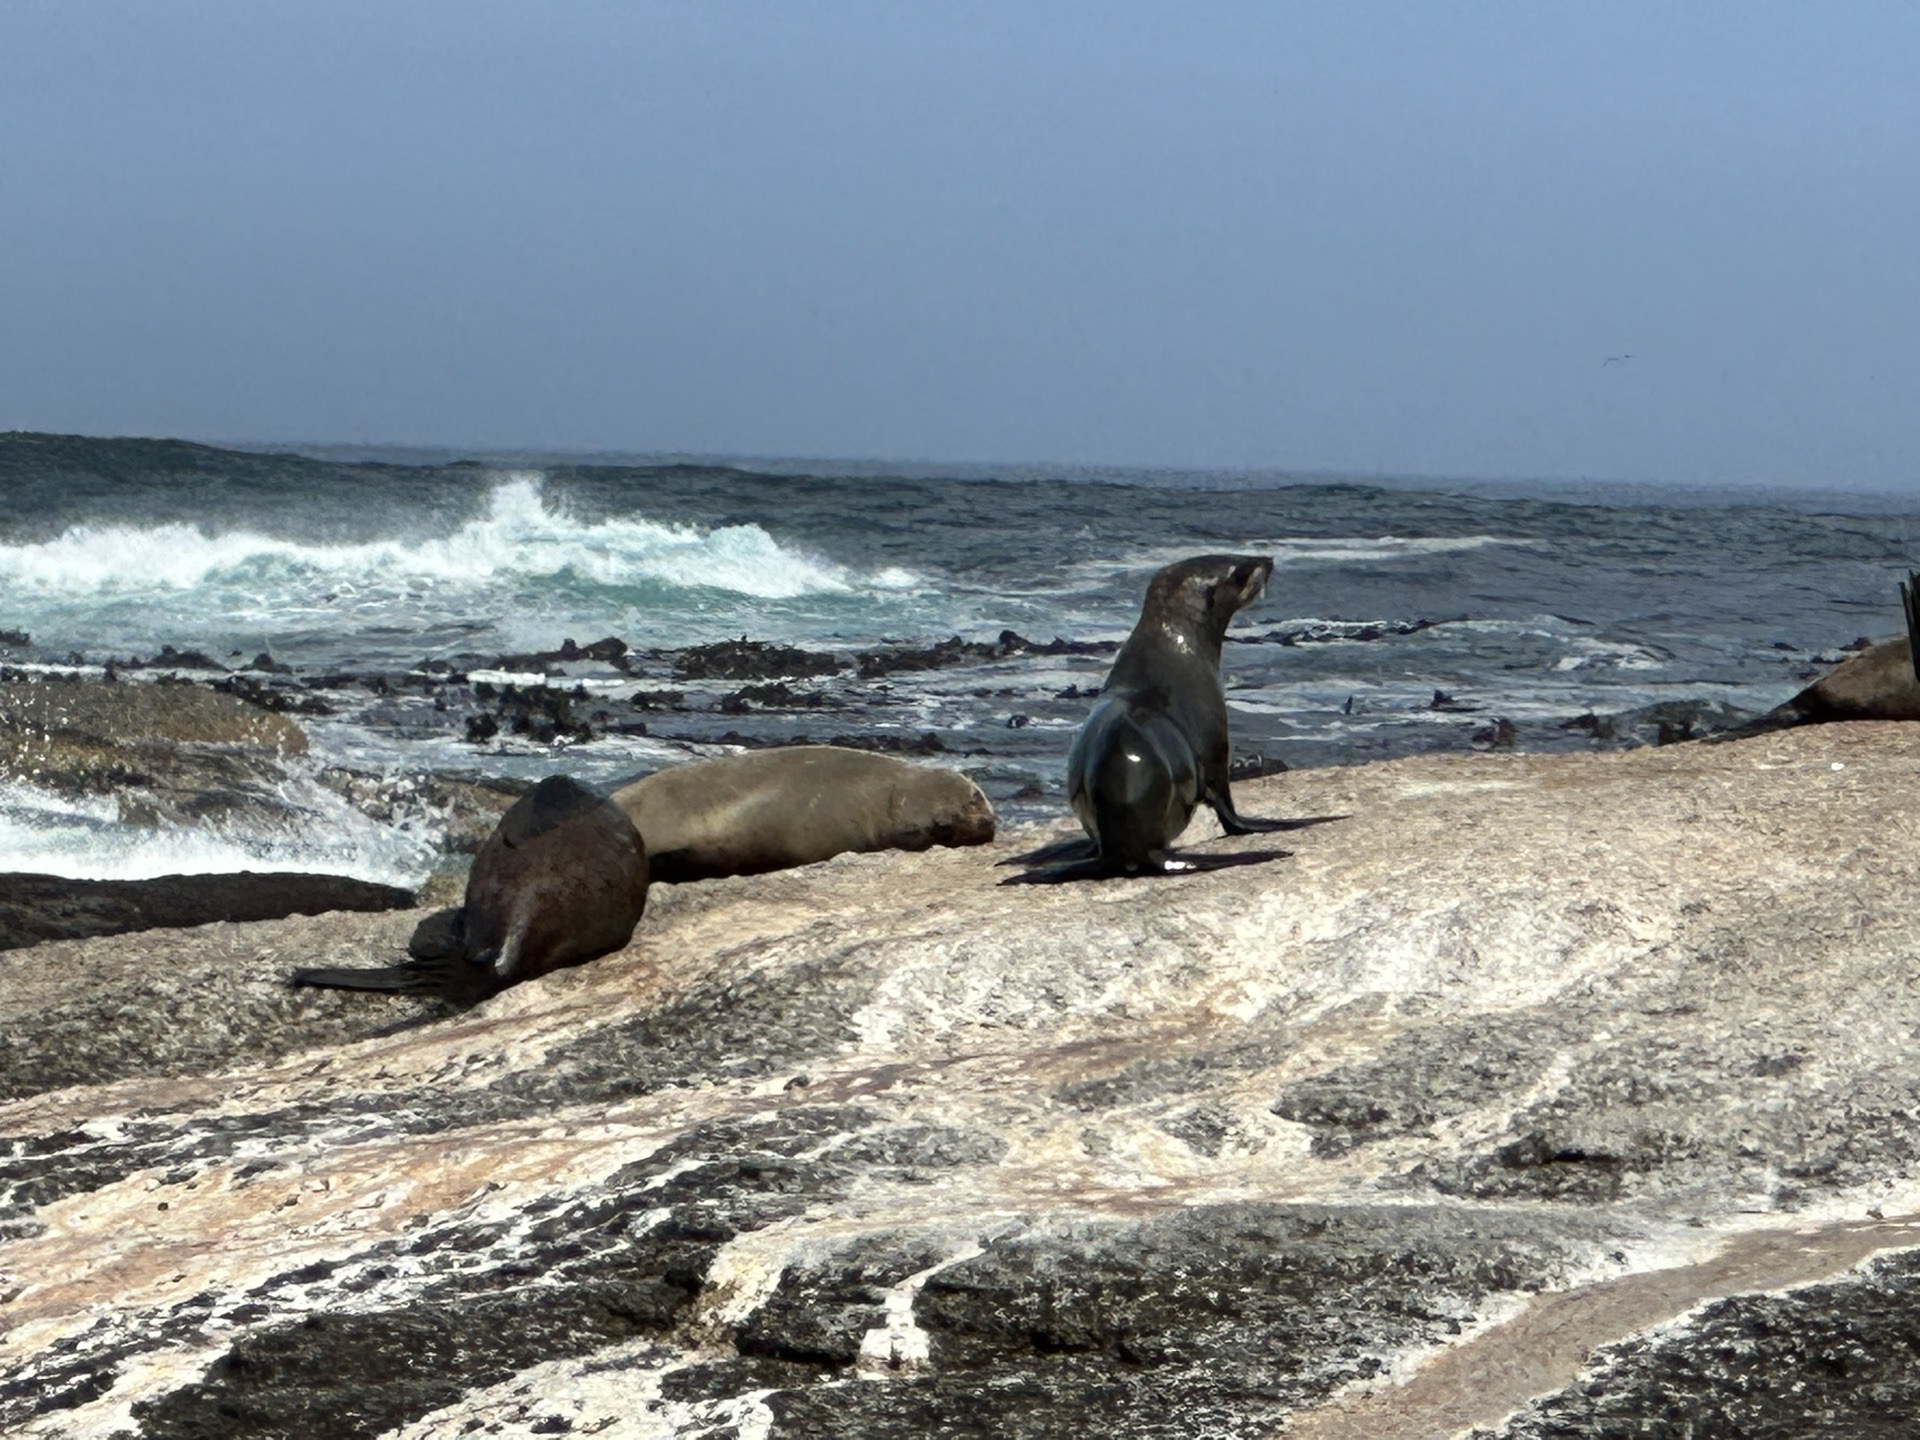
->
[998,812,1347,885]
[998,845,1297,886]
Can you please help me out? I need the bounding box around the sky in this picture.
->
[1,3,1917,487]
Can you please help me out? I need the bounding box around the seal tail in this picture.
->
[1903,570,1920,686]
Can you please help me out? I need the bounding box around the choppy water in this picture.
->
[4,432,1918,883]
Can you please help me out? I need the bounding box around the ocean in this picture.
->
[3,431,1917,887]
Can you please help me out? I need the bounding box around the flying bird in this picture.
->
[1601,354,1635,366]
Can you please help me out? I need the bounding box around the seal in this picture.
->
[293,774,648,1002]
[1770,634,1920,724]
[1021,554,1325,880]
[611,745,994,883]
[1719,597,1920,742]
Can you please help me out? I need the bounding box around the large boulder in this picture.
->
[7,724,1920,1436]
[0,675,307,827]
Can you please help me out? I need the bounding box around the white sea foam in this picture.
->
[0,475,908,603]
[0,777,437,885]
[1060,535,1528,592]
[1267,534,1530,566]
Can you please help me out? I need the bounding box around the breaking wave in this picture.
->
[0,474,908,603]
[0,777,439,885]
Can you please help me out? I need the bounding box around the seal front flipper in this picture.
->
[1158,847,1292,872]
[407,906,466,961]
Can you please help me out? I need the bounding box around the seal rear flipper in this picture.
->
[290,964,442,995]
[1207,795,1349,835]
[999,835,1099,867]
[292,952,503,1004]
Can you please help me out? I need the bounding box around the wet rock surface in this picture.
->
[0,674,311,828]
[0,870,413,951]
[9,725,1920,1436]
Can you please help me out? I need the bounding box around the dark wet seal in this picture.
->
[1009,554,1345,882]
[292,775,647,1002]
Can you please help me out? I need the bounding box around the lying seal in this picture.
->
[293,775,648,1002]
[1768,634,1920,724]
[612,746,994,883]
[1718,587,1920,742]
[1016,554,1332,881]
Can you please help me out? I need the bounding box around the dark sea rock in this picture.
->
[0,674,310,827]
[627,688,687,710]
[827,730,949,755]
[126,645,229,672]
[1610,697,1756,746]
[1470,716,1518,749]
[0,871,415,952]
[495,636,632,672]
[717,682,833,714]
[468,683,595,745]
[211,674,335,716]
[856,630,1114,680]
[1229,752,1289,780]
[674,640,844,682]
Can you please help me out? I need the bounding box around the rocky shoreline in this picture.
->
[7,722,1920,1436]
[2,623,1836,922]
[4,617,1821,825]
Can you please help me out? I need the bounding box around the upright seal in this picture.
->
[293,774,649,1002]
[1029,554,1322,879]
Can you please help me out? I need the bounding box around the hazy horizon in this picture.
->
[4,3,1917,490]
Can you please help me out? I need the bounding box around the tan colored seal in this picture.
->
[1771,635,1920,724]
[612,745,994,883]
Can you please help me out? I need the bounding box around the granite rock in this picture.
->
[9,724,1920,1436]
